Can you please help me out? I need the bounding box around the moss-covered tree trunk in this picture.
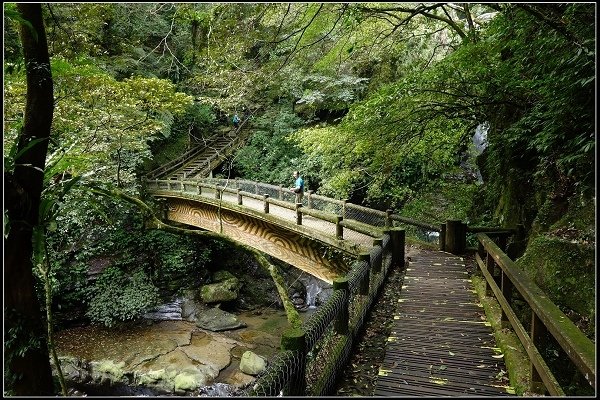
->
[4,3,55,395]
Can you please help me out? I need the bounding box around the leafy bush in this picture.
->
[85,267,160,327]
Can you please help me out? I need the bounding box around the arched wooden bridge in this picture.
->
[144,131,595,397]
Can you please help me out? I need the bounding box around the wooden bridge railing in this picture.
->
[147,177,524,252]
[475,233,595,396]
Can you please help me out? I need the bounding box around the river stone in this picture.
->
[89,359,126,385]
[181,334,234,370]
[181,298,204,322]
[200,277,240,303]
[56,356,91,383]
[239,351,266,376]
[135,350,219,393]
[173,367,214,393]
[195,307,247,331]
[225,371,255,388]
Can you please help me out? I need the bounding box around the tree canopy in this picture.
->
[3,3,595,395]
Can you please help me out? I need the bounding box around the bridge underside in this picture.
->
[164,198,350,283]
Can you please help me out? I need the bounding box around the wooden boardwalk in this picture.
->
[374,251,514,397]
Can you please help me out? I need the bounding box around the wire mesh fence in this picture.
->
[244,350,304,396]
[239,232,396,397]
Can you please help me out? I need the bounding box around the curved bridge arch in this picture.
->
[159,195,354,283]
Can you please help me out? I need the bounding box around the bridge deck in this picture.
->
[374,251,514,397]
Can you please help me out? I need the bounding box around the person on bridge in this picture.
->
[290,170,304,204]
[232,113,240,128]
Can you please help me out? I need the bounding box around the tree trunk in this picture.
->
[4,3,55,395]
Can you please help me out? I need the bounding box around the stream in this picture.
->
[54,275,330,396]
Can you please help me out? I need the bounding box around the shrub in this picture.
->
[85,267,160,327]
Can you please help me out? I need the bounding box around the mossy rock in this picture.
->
[213,270,236,282]
[200,277,240,303]
[516,235,595,328]
[90,359,126,384]
[549,192,595,240]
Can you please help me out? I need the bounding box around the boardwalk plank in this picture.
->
[374,251,514,397]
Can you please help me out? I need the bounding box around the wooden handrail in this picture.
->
[389,213,439,232]
[476,233,595,394]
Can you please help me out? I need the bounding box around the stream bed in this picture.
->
[55,307,317,396]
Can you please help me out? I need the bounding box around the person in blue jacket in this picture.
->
[289,170,304,204]
[232,114,240,128]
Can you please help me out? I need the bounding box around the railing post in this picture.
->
[158,198,167,220]
[500,271,512,328]
[477,238,484,259]
[235,177,239,189]
[516,223,525,242]
[237,188,242,205]
[445,219,466,254]
[372,238,383,274]
[333,277,349,334]
[388,228,405,269]
[263,194,269,214]
[439,223,446,251]
[279,185,283,200]
[530,313,549,395]
[254,182,259,195]
[214,184,220,200]
[296,203,302,225]
[197,182,202,195]
[307,190,314,209]
[335,216,343,239]
[358,253,370,295]
[385,209,393,228]
[342,199,348,219]
[281,327,306,396]
[485,252,494,296]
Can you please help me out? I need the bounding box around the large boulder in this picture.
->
[239,351,266,376]
[195,307,247,331]
[200,271,241,303]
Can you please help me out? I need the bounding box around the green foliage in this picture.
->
[3,57,193,186]
[232,107,320,186]
[44,190,214,320]
[3,309,46,393]
[471,4,595,229]
[293,73,368,116]
[143,229,212,288]
[292,88,468,208]
[85,267,160,327]
[401,182,479,225]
